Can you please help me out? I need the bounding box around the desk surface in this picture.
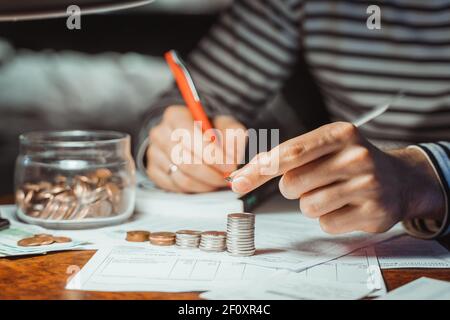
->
[1,194,450,300]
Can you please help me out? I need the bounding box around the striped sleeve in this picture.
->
[184,0,303,125]
[135,0,304,172]
[142,0,303,127]
[403,142,450,239]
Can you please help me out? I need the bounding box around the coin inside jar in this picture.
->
[16,167,128,221]
[126,231,150,242]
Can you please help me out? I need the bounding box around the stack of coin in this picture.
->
[149,232,176,246]
[17,233,72,247]
[199,231,227,252]
[15,168,128,221]
[175,230,201,248]
[226,213,255,256]
[126,230,150,242]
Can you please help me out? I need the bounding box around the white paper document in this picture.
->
[66,244,384,297]
[201,272,373,300]
[66,245,278,292]
[135,179,243,219]
[202,246,386,300]
[374,235,450,269]
[378,277,450,300]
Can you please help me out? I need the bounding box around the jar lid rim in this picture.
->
[20,130,129,146]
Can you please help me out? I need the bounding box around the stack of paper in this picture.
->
[65,245,386,298]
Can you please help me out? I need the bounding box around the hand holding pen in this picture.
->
[145,51,247,193]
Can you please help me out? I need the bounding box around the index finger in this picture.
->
[229,122,357,194]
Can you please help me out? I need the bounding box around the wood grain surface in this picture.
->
[1,194,449,300]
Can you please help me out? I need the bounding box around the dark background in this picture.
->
[0,6,326,196]
[0,11,218,195]
[0,13,218,56]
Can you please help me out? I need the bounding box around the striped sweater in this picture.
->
[138,0,450,238]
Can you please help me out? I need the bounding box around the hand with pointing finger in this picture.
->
[229,122,445,234]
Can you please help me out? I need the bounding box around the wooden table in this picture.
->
[1,194,449,300]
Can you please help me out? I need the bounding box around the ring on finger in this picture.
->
[167,163,179,175]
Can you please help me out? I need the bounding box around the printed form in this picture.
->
[66,245,385,296]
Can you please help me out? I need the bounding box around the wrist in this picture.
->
[388,147,446,222]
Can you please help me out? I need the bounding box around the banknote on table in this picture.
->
[0,209,87,257]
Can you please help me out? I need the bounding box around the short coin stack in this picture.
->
[199,231,227,252]
[226,213,256,256]
[175,230,201,248]
[126,230,150,242]
[149,232,175,246]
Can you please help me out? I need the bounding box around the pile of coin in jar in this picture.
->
[125,213,256,256]
[17,233,72,247]
[15,168,127,220]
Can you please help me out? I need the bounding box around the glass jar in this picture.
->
[14,130,136,229]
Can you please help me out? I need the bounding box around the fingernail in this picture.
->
[231,176,251,193]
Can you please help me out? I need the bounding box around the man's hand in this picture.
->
[229,122,445,234]
[146,105,247,193]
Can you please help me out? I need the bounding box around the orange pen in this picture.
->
[164,50,218,143]
[165,50,230,181]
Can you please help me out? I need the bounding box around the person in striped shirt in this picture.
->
[137,0,449,239]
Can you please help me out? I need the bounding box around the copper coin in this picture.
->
[53,236,72,243]
[96,168,112,179]
[228,213,255,219]
[150,232,176,240]
[36,235,55,245]
[23,183,40,192]
[24,191,34,204]
[126,231,150,242]
[150,238,175,246]
[17,237,43,247]
[15,189,25,203]
[54,175,67,185]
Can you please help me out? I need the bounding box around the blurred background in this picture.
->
[0,0,232,195]
[0,0,322,196]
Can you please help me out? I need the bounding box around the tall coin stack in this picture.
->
[199,231,226,252]
[226,213,256,256]
[176,230,201,248]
